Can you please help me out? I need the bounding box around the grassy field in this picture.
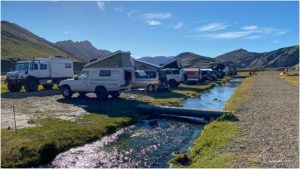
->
[169,77,253,168]
[1,77,231,167]
[278,70,299,86]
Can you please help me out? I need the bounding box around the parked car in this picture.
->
[160,68,184,87]
[5,57,74,92]
[132,70,168,92]
[59,51,134,100]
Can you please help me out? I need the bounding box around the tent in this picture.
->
[84,50,134,69]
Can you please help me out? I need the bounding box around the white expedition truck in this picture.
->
[159,68,184,87]
[5,57,74,92]
[59,51,134,100]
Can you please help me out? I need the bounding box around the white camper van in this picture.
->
[59,51,134,100]
[5,57,74,92]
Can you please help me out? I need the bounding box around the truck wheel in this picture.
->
[61,86,73,98]
[111,92,120,98]
[43,84,54,90]
[7,83,22,92]
[96,87,108,100]
[168,79,178,88]
[147,85,156,92]
[24,77,38,92]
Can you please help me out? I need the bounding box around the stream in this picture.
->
[49,78,242,168]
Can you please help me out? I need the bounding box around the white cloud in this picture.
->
[246,35,263,39]
[242,25,258,31]
[146,20,161,26]
[174,22,184,29]
[197,23,229,32]
[144,13,172,20]
[275,31,287,36]
[63,31,69,34]
[142,12,172,26]
[96,1,105,12]
[208,31,253,39]
[273,40,279,44]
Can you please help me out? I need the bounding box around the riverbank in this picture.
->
[1,77,231,167]
[170,77,253,167]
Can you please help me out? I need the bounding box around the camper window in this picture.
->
[30,63,38,70]
[65,63,72,68]
[135,71,157,79]
[78,71,88,80]
[40,64,47,70]
[99,70,111,76]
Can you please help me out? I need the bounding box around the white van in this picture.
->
[5,57,74,92]
[59,51,134,100]
[160,68,184,87]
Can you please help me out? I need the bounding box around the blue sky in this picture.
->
[1,1,299,58]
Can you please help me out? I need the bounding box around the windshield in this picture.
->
[15,63,29,71]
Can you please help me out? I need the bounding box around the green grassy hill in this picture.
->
[1,21,72,60]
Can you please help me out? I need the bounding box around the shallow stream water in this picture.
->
[49,78,242,168]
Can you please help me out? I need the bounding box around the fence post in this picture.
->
[13,105,17,134]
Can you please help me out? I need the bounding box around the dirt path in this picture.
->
[229,74,299,167]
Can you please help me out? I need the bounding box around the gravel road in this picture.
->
[228,74,299,168]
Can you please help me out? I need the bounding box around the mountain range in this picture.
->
[1,20,299,69]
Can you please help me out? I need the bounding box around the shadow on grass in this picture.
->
[56,96,148,120]
[1,89,60,99]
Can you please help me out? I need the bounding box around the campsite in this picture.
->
[1,1,299,169]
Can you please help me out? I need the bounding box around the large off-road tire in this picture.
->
[7,83,22,92]
[24,77,38,92]
[147,84,156,92]
[43,84,54,90]
[111,92,120,98]
[168,79,178,88]
[61,85,73,98]
[95,87,108,100]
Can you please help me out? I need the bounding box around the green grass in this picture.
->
[169,77,253,168]
[278,70,299,86]
[1,77,232,167]
[1,114,132,167]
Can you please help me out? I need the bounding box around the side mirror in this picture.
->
[74,75,78,80]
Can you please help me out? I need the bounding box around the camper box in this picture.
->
[59,51,134,100]
[133,59,168,92]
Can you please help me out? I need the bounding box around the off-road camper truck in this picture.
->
[5,57,74,92]
[59,51,134,100]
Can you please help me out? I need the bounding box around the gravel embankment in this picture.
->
[229,74,299,168]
